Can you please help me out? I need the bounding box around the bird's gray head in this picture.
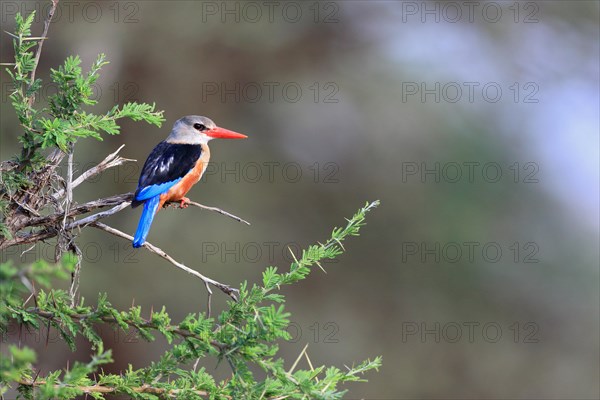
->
[167,116,217,144]
[166,115,247,144]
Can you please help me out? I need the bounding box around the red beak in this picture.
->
[206,126,247,139]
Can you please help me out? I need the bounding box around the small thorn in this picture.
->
[32,368,42,383]
[3,31,18,39]
[45,321,50,348]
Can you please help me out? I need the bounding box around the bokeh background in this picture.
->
[1,1,599,398]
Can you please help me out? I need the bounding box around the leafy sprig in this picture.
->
[1,10,164,237]
[1,202,381,399]
[3,10,164,168]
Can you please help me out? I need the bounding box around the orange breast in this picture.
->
[159,144,210,209]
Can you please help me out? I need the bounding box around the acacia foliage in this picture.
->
[0,9,381,400]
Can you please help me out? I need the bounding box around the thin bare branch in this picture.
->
[2,191,250,251]
[187,201,251,226]
[71,202,131,228]
[64,145,74,213]
[14,199,41,216]
[0,230,56,250]
[68,243,82,307]
[92,222,239,300]
[205,280,213,317]
[24,193,132,228]
[17,379,215,398]
[0,202,131,249]
[53,145,135,199]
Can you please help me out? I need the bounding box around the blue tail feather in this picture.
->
[133,195,160,248]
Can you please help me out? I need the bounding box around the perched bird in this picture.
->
[131,115,247,247]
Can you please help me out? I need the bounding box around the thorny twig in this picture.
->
[28,0,59,106]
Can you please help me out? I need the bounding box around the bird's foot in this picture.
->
[179,197,190,209]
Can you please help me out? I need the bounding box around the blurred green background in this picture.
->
[1,1,599,398]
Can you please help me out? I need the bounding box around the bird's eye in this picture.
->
[193,123,206,131]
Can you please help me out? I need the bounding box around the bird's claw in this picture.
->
[179,197,190,209]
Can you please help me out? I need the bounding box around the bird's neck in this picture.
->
[201,143,210,160]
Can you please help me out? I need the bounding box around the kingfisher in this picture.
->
[131,115,247,248]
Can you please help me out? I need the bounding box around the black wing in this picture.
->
[132,141,202,207]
